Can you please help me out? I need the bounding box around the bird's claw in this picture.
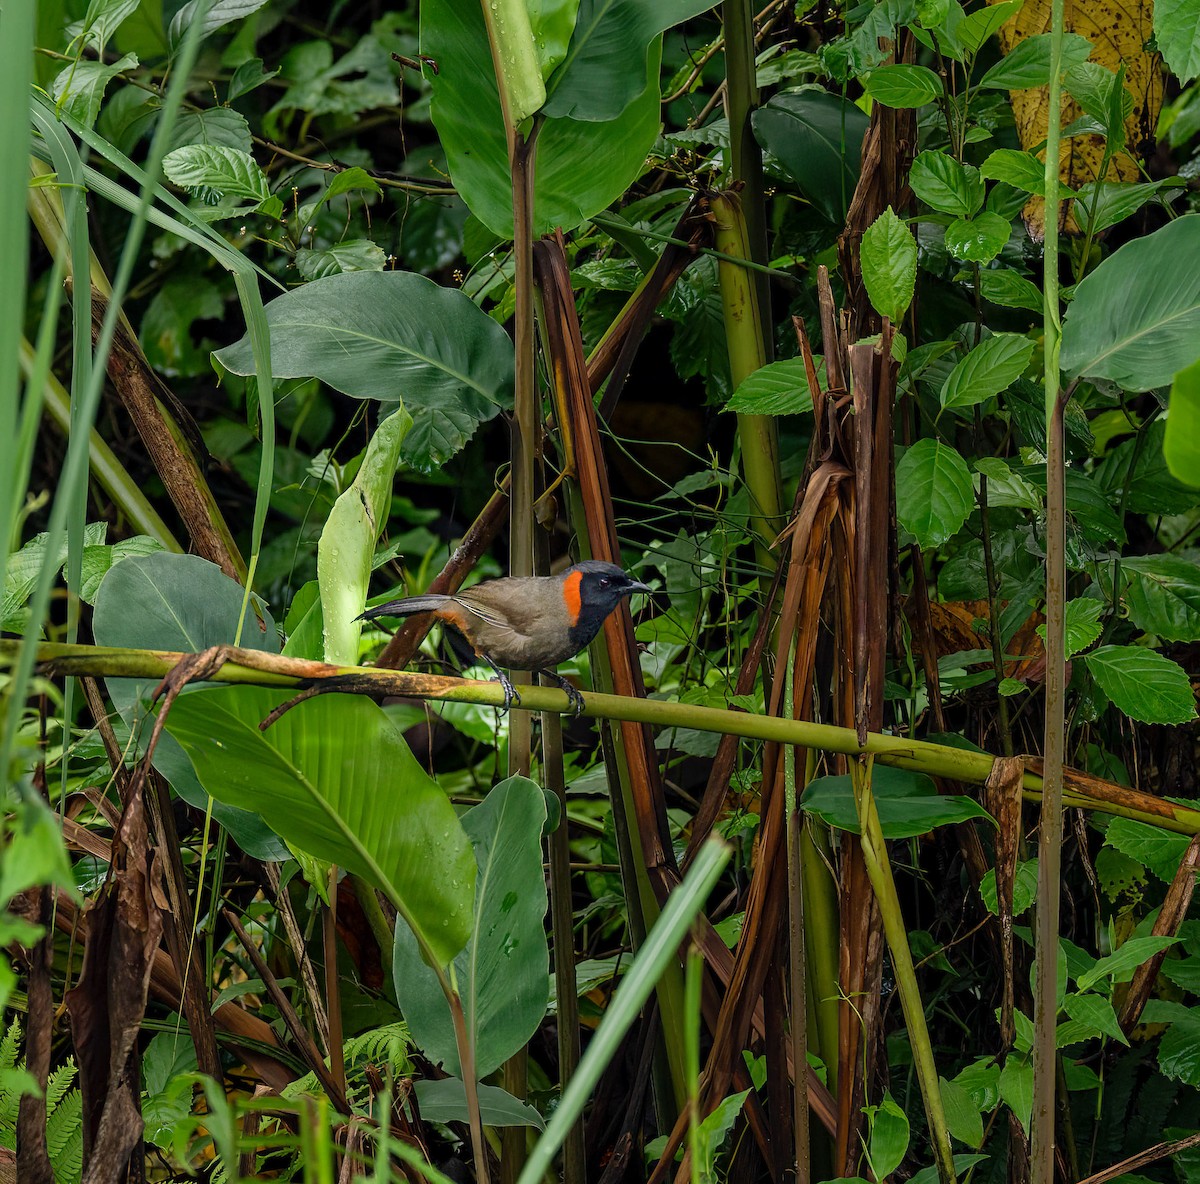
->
[540,670,586,717]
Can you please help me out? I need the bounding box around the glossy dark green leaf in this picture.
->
[421,0,662,237]
[213,270,514,471]
[1083,646,1197,725]
[800,766,992,838]
[93,552,287,861]
[941,334,1034,410]
[1167,356,1200,486]
[393,776,548,1076]
[166,685,477,968]
[1094,421,1200,515]
[168,108,252,154]
[724,358,815,415]
[980,148,1072,198]
[1103,817,1191,883]
[163,144,270,204]
[751,87,868,223]
[1060,215,1200,390]
[979,268,1043,313]
[1073,179,1183,234]
[895,438,974,548]
[1159,1010,1200,1086]
[543,0,719,121]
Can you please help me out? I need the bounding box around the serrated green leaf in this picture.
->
[1122,554,1200,641]
[940,333,1034,410]
[1160,1011,1200,1085]
[1155,0,1200,83]
[1035,597,1103,658]
[910,150,984,217]
[944,212,1011,263]
[163,144,270,204]
[1062,992,1128,1044]
[979,268,1043,312]
[168,108,252,155]
[1103,816,1191,883]
[724,358,815,415]
[295,239,386,280]
[956,0,1023,53]
[861,206,916,322]
[896,438,974,548]
[168,0,271,48]
[1083,645,1197,724]
[50,53,138,128]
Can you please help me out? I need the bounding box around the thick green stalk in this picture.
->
[722,0,771,353]
[709,191,783,575]
[1032,0,1067,1176]
[29,643,1200,838]
[852,760,956,1184]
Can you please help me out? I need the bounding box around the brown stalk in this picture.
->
[985,757,1027,1050]
[86,289,245,582]
[224,908,350,1113]
[16,886,55,1184]
[1075,1130,1200,1184]
[1118,832,1200,1033]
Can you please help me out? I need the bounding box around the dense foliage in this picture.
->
[4,0,1200,1181]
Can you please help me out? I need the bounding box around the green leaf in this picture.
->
[1103,816,1191,883]
[268,32,398,123]
[869,1094,910,1180]
[1035,597,1103,658]
[860,206,916,322]
[393,776,548,1075]
[163,144,270,204]
[213,271,514,471]
[940,333,1035,411]
[227,58,279,102]
[168,0,270,48]
[1075,935,1180,992]
[910,1157,991,1184]
[977,31,1092,90]
[956,0,1022,53]
[895,438,974,548]
[295,240,387,280]
[998,1057,1032,1134]
[1065,61,1132,139]
[800,766,992,839]
[543,0,719,121]
[1159,1011,1200,1086]
[50,53,138,128]
[1073,180,1183,234]
[413,1078,546,1129]
[1083,645,1197,725]
[724,358,815,415]
[93,552,288,862]
[909,150,984,217]
[1167,355,1200,486]
[1122,555,1200,641]
[944,212,1011,263]
[168,108,252,155]
[979,859,1039,917]
[77,0,141,51]
[863,63,944,107]
[751,88,869,224]
[979,268,1043,313]
[975,456,1042,511]
[320,166,383,205]
[1155,0,1200,83]
[939,1076,984,1148]
[980,148,1072,198]
[78,536,166,604]
[1060,215,1200,390]
[1062,992,1128,1044]
[422,0,663,237]
[166,686,476,968]
[0,790,77,909]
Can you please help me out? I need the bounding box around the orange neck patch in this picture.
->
[561,569,583,626]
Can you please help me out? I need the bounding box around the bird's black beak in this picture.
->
[626,580,651,597]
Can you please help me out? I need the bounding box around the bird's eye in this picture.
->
[599,577,610,587]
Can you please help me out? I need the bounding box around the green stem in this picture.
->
[852,760,956,1184]
[709,190,783,576]
[1032,0,1067,1176]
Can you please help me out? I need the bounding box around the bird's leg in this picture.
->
[481,654,520,712]
[539,669,586,717]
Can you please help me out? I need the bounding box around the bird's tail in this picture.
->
[357,594,451,622]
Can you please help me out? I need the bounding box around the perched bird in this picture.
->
[358,560,651,714]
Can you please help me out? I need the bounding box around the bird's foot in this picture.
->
[495,672,521,713]
[541,670,586,717]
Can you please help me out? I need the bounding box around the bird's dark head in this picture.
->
[562,560,651,642]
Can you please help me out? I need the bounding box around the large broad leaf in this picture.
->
[1166,355,1200,486]
[393,776,548,1077]
[542,0,718,121]
[800,766,993,839]
[93,552,287,861]
[420,0,662,237]
[213,271,514,471]
[1122,554,1200,641]
[164,685,476,969]
[1060,215,1200,390]
[413,1078,545,1129]
[1155,0,1200,83]
[1083,645,1197,725]
[895,438,974,549]
[751,87,868,224]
